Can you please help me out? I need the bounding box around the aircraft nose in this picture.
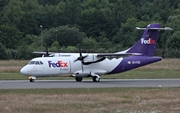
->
[20,66,29,76]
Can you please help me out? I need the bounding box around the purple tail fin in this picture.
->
[127,23,161,56]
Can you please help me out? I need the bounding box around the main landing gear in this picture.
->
[75,76,100,82]
[92,76,100,82]
[75,77,83,82]
[29,76,36,82]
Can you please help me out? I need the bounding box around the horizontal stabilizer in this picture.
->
[136,27,173,30]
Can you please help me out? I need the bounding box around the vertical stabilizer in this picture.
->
[127,23,162,56]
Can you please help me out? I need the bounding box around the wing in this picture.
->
[33,51,55,54]
[97,53,142,57]
[33,46,55,57]
[33,51,57,57]
[81,52,142,65]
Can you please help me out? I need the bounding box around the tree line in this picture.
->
[0,0,180,59]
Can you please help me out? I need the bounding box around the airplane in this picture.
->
[20,23,173,82]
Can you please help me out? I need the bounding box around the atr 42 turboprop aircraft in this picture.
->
[20,23,172,82]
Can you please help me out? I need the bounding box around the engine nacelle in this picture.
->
[73,70,90,77]
[81,54,105,65]
[83,54,102,62]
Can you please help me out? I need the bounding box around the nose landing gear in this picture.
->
[29,76,36,82]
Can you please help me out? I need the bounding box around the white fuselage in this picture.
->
[20,53,123,77]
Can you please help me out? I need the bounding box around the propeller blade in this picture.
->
[74,59,78,62]
[78,44,84,71]
[74,44,88,62]
[81,63,84,72]
[78,44,82,57]
[74,55,88,62]
[45,45,49,56]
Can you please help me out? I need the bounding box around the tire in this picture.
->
[29,79,35,82]
[92,76,100,82]
[75,77,83,82]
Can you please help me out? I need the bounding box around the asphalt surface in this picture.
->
[0,79,180,89]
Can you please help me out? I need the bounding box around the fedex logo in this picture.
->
[48,60,68,67]
[141,38,155,44]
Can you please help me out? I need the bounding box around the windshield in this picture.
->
[28,61,43,65]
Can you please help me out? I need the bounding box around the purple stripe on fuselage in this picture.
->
[109,56,162,74]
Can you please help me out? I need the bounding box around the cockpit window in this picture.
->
[28,61,43,65]
[29,61,35,65]
[35,61,40,65]
[40,61,43,64]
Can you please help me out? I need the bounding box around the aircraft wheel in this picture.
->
[29,78,35,82]
[92,76,100,82]
[75,77,82,82]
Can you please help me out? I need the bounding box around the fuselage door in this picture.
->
[58,60,71,74]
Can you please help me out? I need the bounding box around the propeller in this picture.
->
[74,44,88,71]
[74,44,88,62]
[74,44,106,65]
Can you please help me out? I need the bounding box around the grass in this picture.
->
[0,88,180,113]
